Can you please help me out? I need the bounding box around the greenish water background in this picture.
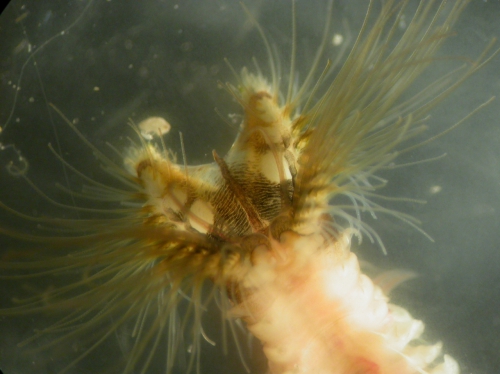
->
[1,0,500,373]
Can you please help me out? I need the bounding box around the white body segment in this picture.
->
[236,231,459,374]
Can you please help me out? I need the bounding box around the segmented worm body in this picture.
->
[0,0,496,373]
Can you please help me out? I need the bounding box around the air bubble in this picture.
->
[332,33,343,46]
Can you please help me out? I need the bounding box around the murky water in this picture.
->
[1,1,499,373]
